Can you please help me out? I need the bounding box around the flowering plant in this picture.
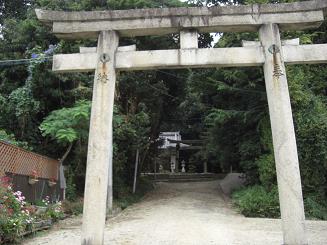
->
[42,196,50,206]
[0,176,34,243]
[49,177,56,182]
[35,196,64,221]
[0,176,64,243]
[46,201,64,221]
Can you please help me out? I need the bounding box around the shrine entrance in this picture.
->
[36,1,327,244]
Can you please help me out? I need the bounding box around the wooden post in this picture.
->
[133,149,139,194]
[81,30,119,245]
[259,23,307,245]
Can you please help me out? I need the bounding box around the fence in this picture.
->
[0,140,59,180]
[0,140,63,202]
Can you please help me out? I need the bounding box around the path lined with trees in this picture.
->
[0,0,327,242]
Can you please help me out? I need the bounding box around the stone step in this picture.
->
[168,174,221,179]
[144,173,226,182]
[155,177,220,183]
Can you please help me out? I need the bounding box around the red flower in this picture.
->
[0,176,12,188]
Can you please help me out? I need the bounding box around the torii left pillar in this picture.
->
[82,30,118,245]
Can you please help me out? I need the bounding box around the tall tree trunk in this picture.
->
[60,142,73,165]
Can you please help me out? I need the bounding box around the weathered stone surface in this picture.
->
[259,23,307,245]
[242,38,299,47]
[180,30,198,49]
[52,44,327,72]
[79,45,136,53]
[81,30,118,245]
[283,44,327,64]
[35,0,327,22]
[242,40,262,47]
[282,38,300,46]
[52,47,264,72]
[35,0,326,38]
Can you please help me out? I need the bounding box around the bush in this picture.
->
[233,185,327,220]
[34,196,64,221]
[304,195,327,220]
[288,66,327,204]
[0,177,66,243]
[0,177,34,243]
[62,199,84,216]
[115,177,154,210]
[256,154,276,189]
[232,185,280,218]
[46,202,65,221]
[34,199,47,207]
[65,167,78,201]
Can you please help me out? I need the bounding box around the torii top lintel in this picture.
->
[36,0,327,39]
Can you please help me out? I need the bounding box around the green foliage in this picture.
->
[304,195,327,220]
[3,49,48,138]
[34,199,47,207]
[34,196,65,221]
[113,105,151,195]
[65,167,78,201]
[40,101,91,145]
[0,0,31,24]
[115,177,153,210]
[8,86,40,133]
[233,186,327,220]
[287,66,327,198]
[257,116,273,152]
[256,154,276,189]
[0,177,33,243]
[237,138,262,184]
[62,199,84,216]
[0,129,32,150]
[232,185,280,218]
[45,202,65,221]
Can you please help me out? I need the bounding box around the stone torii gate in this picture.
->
[36,1,327,244]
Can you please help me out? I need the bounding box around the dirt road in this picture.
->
[24,180,327,245]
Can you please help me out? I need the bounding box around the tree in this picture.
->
[39,100,91,164]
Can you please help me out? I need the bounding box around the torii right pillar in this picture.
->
[260,23,307,245]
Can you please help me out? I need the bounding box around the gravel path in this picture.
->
[24,180,327,245]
